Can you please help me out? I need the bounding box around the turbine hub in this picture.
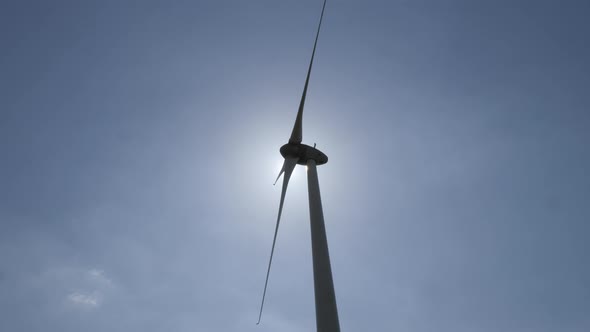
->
[280,143,328,165]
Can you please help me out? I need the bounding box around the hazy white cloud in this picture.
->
[32,266,114,309]
[65,268,113,309]
[87,269,112,286]
[67,291,100,307]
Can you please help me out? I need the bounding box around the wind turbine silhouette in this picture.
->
[257,1,340,331]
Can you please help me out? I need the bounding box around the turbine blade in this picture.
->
[274,162,285,185]
[257,156,298,325]
[289,0,327,144]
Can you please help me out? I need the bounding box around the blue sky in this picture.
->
[1,0,589,331]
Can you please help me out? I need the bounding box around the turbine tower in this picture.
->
[257,1,340,331]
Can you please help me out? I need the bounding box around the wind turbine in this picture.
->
[257,1,340,331]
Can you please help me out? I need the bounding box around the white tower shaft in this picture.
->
[307,159,340,332]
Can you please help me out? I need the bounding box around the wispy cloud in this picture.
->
[65,268,113,309]
[87,269,112,286]
[32,266,114,309]
[67,291,100,307]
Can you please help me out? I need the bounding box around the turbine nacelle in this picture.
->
[280,143,328,166]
